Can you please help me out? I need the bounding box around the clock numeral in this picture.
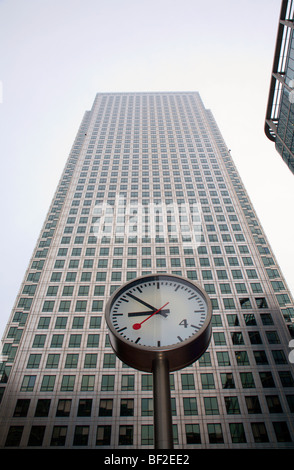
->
[179,319,188,328]
[177,336,183,342]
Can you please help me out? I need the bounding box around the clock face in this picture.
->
[108,275,209,348]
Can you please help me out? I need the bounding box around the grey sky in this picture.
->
[0,0,293,339]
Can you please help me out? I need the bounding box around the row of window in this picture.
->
[4,420,293,447]
[12,393,294,419]
[35,282,269,299]
[18,370,294,393]
[36,296,271,313]
[22,334,288,360]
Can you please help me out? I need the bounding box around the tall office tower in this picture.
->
[1,92,294,449]
[265,0,294,174]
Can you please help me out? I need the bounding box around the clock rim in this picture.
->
[105,273,212,372]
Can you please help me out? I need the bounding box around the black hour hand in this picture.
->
[128,309,170,318]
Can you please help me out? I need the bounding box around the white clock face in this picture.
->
[109,276,208,348]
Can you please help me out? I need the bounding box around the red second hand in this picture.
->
[133,302,169,330]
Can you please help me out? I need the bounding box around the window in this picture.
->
[46,354,60,369]
[223,298,235,310]
[141,374,153,390]
[259,372,275,388]
[32,399,49,419]
[96,426,111,446]
[20,375,36,392]
[56,399,71,417]
[266,395,283,413]
[141,398,153,416]
[27,354,41,369]
[119,425,133,445]
[32,335,46,348]
[99,399,113,417]
[185,424,201,444]
[73,426,89,446]
[5,426,24,447]
[69,335,82,348]
[231,332,244,345]
[224,396,240,414]
[204,397,219,415]
[87,334,99,347]
[101,375,115,391]
[240,372,255,388]
[235,351,249,366]
[37,317,50,329]
[216,351,230,366]
[13,399,30,417]
[120,399,134,416]
[279,371,294,387]
[181,374,195,390]
[50,426,67,446]
[207,423,224,444]
[42,301,55,312]
[121,375,134,391]
[50,335,64,348]
[60,375,75,391]
[58,301,71,312]
[229,423,246,443]
[201,373,215,389]
[84,354,97,368]
[199,352,211,367]
[273,422,292,442]
[183,397,198,415]
[103,353,116,368]
[77,399,92,417]
[141,425,153,445]
[220,373,235,389]
[65,354,78,368]
[40,375,55,391]
[213,332,226,345]
[251,423,269,443]
[75,301,87,312]
[245,396,261,414]
[81,375,95,391]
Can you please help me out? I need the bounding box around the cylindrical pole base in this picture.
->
[152,355,173,449]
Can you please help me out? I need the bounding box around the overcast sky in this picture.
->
[0,0,293,339]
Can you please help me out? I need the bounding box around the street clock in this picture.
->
[105,274,212,372]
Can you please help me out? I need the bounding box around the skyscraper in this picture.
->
[265,0,294,173]
[1,92,294,449]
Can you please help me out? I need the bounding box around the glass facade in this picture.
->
[265,0,294,173]
[1,92,294,448]
[276,27,294,171]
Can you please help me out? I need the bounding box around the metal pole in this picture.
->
[152,355,173,449]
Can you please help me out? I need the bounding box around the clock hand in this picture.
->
[133,302,169,330]
[126,292,157,312]
[128,309,170,318]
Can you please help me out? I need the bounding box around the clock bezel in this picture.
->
[105,274,212,372]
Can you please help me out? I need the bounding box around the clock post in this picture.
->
[152,355,174,449]
[105,274,212,450]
